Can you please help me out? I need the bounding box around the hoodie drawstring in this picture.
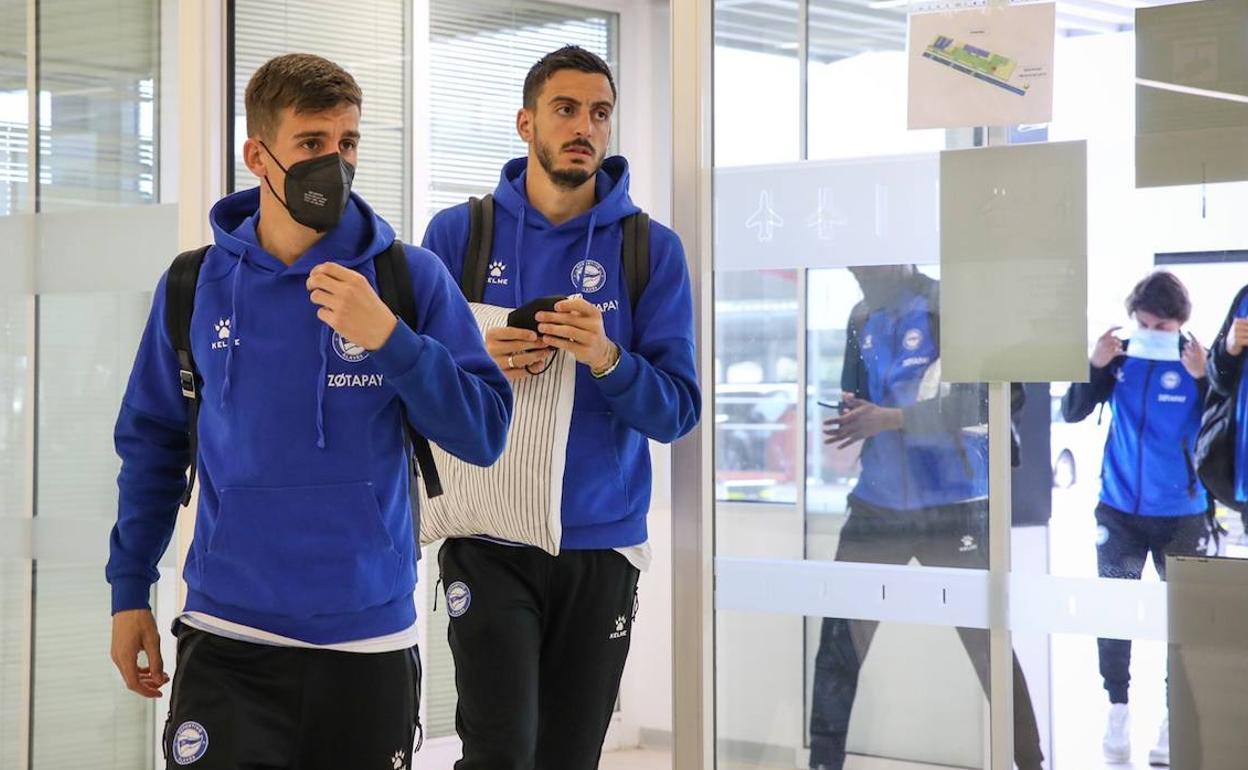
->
[316,324,329,449]
[512,206,527,308]
[220,256,244,406]
[579,212,598,295]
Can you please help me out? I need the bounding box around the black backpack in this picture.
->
[166,200,651,506]
[460,194,651,306]
[164,241,442,508]
[1197,284,1248,514]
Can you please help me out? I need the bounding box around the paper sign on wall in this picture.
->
[940,141,1088,383]
[908,3,1055,130]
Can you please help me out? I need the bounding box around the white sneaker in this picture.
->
[1103,703,1131,763]
[1148,716,1170,766]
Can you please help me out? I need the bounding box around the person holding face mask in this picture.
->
[1062,271,1212,767]
[105,54,511,770]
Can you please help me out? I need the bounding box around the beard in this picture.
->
[534,127,600,190]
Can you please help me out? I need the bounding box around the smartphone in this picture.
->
[507,295,568,334]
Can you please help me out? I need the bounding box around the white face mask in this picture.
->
[1128,328,1181,361]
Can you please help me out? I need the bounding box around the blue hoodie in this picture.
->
[106,188,512,644]
[1064,347,1208,517]
[421,157,700,550]
[843,277,988,511]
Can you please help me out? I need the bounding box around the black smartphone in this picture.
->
[506,295,568,334]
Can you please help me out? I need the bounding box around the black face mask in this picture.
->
[260,142,355,233]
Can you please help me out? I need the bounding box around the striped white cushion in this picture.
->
[418,303,575,555]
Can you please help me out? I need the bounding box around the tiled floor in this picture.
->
[599,746,1168,770]
[599,750,944,770]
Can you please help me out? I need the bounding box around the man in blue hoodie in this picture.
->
[1063,271,1210,767]
[106,54,511,770]
[809,265,1043,770]
[421,46,700,770]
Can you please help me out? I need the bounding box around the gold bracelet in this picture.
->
[591,344,622,378]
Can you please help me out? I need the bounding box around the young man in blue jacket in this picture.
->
[106,54,511,770]
[809,265,1043,770]
[1063,271,1210,767]
[421,46,700,770]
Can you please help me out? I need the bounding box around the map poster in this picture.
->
[908,3,1055,130]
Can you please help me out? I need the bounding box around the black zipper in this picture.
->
[409,645,424,754]
[1135,361,1155,514]
[1182,437,1197,497]
[164,628,210,761]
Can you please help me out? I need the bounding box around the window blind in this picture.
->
[428,0,617,219]
[232,0,408,236]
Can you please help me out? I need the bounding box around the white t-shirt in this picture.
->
[178,612,419,653]
[181,540,649,651]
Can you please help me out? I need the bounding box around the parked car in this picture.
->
[714,382,860,500]
[1050,383,1109,490]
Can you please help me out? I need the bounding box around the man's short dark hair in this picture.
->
[523,45,616,109]
[245,53,362,141]
[1126,271,1191,323]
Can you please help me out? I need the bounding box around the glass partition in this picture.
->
[707,2,1248,769]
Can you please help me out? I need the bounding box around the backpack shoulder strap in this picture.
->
[620,211,651,311]
[375,240,419,330]
[374,240,444,500]
[461,194,494,302]
[164,245,210,507]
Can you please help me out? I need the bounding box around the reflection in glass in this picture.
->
[0,558,30,770]
[36,293,149,520]
[38,0,159,210]
[31,563,153,768]
[713,0,799,167]
[805,265,1043,770]
[718,611,998,770]
[0,294,27,519]
[806,0,947,162]
[0,292,29,770]
[714,270,799,504]
[0,0,29,217]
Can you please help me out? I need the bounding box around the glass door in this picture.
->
[697,2,1248,770]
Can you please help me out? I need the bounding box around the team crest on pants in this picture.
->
[446,581,472,617]
[172,721,209,765]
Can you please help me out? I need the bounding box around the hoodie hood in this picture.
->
[491,155,641,228]
[208,186,395,278]
[487,156,640,304]
[204,186,399,447]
